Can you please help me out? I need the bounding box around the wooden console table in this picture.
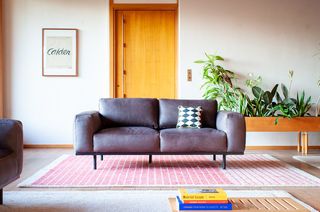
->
[169,197,309,211]
[245,117,320,155]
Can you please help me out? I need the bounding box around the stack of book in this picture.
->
[176,188,232,211]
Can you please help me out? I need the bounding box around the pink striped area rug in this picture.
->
[19,154,320,188]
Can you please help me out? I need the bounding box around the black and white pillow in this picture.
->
[176,106,202,128]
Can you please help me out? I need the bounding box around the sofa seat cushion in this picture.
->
[93,127,160,153]
[160,128,227,153]
[0,149,11,158]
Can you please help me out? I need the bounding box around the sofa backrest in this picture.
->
[99,98,159,129]
[159,99,218,129]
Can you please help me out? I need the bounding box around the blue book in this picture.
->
[176,196,232,211]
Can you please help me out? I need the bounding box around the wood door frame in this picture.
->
[0,0,3,117]
[109,0,178,98]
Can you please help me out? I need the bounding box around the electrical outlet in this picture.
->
[187,69,192,81]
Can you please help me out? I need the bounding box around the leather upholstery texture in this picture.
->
[75,111,102,153]
[0,149,11,158]
[0,119,23,188]
[159,99,218,129]
[99,98,159,129]
[160,128,227,152]
[93,127,160,153]
[216,111,246,153]
[74,98,246,155]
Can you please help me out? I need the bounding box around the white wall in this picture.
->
[3,0,109,144]
[3,0,320,146]
[179,0,320,146]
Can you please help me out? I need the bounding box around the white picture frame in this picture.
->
[42,28,78,77]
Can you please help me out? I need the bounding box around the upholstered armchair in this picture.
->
[0,119,23,205]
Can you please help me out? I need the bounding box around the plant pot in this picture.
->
[245,117,320,132]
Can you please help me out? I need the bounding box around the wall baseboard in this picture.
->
[246,146,320,150]
[23,144,320,151]
[24,144,74,148]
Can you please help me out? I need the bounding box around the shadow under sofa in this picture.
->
[74,98,246,169]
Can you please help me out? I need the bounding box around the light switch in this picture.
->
[187,69,192,81]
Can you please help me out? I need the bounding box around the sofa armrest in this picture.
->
[0,119,23,174]
[74,111,102,154]
[216,111,246,154]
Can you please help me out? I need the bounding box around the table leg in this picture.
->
[297,132,301,152]
[304,132,309,155]
[301,132,304,154]
[301,132,308,155]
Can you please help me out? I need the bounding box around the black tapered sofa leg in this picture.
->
[213,154,216,161]
[149,155,152,164]
[0,188,3,205]
[93,155,97,170]
[101,155,104,161]
[222,154,226,169]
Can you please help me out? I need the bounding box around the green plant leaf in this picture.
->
[207,54,217,63]
[194,60,206,64]
[306,95,312,104]
[263,91,271,104]
[290,98,297,104]
[214,55,224,61]
[276,92,282,103]
[195,52,246,113]
[281,83,289,99]
[252,86,263,98]
[270,84,279,98]
[283,98,294,105]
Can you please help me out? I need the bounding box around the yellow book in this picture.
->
[179,188,228,201]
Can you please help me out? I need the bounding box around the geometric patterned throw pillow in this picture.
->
[176,105,203,128]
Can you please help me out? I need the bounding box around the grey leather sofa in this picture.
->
[0,119,23,205]
[75,98,246,170]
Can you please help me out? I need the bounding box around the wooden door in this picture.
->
[0,0,3,117]
[115,10,176,98]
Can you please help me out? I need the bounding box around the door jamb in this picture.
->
[109,0,179,98]
[0,0,3,117]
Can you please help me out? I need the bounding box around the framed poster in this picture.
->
[42,28,78,77]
